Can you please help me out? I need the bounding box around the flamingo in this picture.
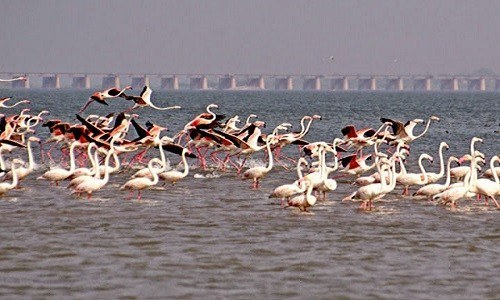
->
[343,153,399,210]
[0,76,27,82]
[124,85,182,111]
[425,142,449,184]
[0,159,23,196]
[71,147,116,199]
[469,155,500,207]
[120,158,160,200]
[79,85,132,113]
[435,160,475,209]
[242,134,275,189]
[381,115,440,145]
[37,141,80,185]
[287,178,317,212]
[159,148,192,186]
[413,156,460,200]
[397,153,433,196]
[0,97,30,109]
[269,157,308,206]
[5,136,40,183]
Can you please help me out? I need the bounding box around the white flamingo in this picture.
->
[413,156,459,200]
[470,155,500,207]
[37,141,80,185]
[5,136,40,183]
[287,178,317,212]
[71,147,116,199]
[120,158,160,200]
[0,159,23,196]
[242,134,275,189]
[269,157,308,206]
[159,148,191,186]
[425,142,449,183]
[0,97,30,109]
[397,153,433,196]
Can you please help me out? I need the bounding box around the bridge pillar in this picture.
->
[131,76,150,90]
[386,77,404,91]
[303,76,321,90]
[190,76,208,90]
[330,77,349,91]
[42,74,61,89]
[161,76,179,90]
[275,76,293,90]
[218,75,236,90]
[102,75,120,89]
[413,77,432,91]
[467,78,486,91]
[440,77,458,91]
[72,75,90,89]
[358,77,377,90]
[12,76,30,88]
[247,76,265,89]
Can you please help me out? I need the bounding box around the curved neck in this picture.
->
[436,144,446,178]
[414,118,433,139]
[443,157,455,187]
[7,164,18,189]
[418,156,429,181]
[149,160,159,185]
[265,137,273,172]
[27,140,35,171]
[206,106,217,122]
[298,117,313,138]
[489,156,499,185]
[181,150,189,177]
[101,150,114,183]
[68,142,78,173]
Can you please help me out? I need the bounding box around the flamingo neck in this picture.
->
[298,117,313,138]
[149,160,159,185]
[181,150,189,177]
[7,164,18,189]
[265,137,274,172]
[68,142,78,173]
[491,157,500,185]
[26,140,35,171]
[436,144,446,178]
[418,156,429,182]
[414,118,433,139]
[443,157,455,187]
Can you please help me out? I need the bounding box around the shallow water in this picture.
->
[0,89,498,298]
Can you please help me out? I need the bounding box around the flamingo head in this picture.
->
[430,116,440,121]
[312,114,322,120]
[17,76,27,81]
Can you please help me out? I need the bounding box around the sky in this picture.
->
[1,0,499,76]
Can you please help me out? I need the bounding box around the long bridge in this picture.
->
[0,72,498,91]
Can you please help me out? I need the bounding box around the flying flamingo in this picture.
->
[79,85,132,113]
[120,158,160,200]
[124,85,181,111]
[0,76,27,82]
[381,115,440,145]
[0,97,30,109]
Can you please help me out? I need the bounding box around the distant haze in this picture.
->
[1,0,499,75]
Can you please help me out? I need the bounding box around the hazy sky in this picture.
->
[1,0,499,75]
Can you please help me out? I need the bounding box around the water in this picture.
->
[0,89,498,298]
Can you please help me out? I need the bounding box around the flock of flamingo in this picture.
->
[0,77,498,213]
